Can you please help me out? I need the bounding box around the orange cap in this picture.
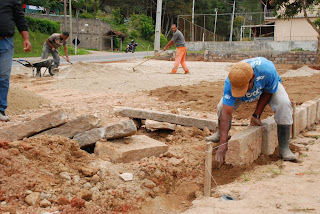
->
[228,62,254,98]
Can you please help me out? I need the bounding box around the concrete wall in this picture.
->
[163,51,316,64]
[274,17,318,41]
[186,40,317,52]
[27,14,112,50]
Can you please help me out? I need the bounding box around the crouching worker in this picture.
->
[206,57,297,163]
[41,32,70,72]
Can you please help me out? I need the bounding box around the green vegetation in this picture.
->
[13,30,89,58]
[25,16,60,34]
[291,48,310,52]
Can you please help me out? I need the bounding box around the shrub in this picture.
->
[129,14,154,41]
[79,11,94,19]
[26,16,60,34]
[129,29,140,39]
[150,34,168,48]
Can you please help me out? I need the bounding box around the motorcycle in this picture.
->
[125,43,138,53]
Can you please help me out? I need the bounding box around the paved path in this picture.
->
[13,50,155,67]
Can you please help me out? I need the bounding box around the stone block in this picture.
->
[39,115,100,138]
[94,135,169,163]
[145,120,176,131]
[0,109,67,142]
[113,107,216,131]
[261,116,277,155]
[104,119,137,140]
[73,128,105,148]
[301,100,318,130]
[225,126,262,166]
[295,106,307,134]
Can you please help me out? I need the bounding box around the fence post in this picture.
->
[204,142,213,197]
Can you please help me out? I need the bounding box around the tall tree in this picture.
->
[271,0,320,63]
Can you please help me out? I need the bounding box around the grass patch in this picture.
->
[14,30,90,58]
[241,174,251,182]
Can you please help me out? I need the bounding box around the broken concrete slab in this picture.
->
[145,120,176,131]
[301,100,318,130]
[0,109,67,142]
[73,128,105,148]
[225,126,262,166]
[94,135,168,163]
[295,106,307,134]
[39,115,100,138]
[104,120,137,140]
[303,131,320,138]
[113,107,216,131]
[261,117,277,155]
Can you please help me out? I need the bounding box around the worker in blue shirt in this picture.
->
[206,57,297,163]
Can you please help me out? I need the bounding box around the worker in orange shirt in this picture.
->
[163,24,189,74]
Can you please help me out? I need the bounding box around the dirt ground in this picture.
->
[1,60,320,213]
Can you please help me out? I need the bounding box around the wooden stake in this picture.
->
[292,100,297,139]
[204,142,213,197]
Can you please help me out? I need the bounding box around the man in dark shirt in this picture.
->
[0,0,31,121]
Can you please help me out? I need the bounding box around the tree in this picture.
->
[271,0,320,64]
[22,0,61,14]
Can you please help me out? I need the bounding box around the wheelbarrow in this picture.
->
[13,59,55,77]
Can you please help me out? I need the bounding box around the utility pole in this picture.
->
[154,0,162,54]
[69,0,72,46]
[229,0,235,42]
[64,0,67,31]
[214,8,218,41]
[192,0,195,41]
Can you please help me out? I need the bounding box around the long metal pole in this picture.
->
[154,0,162,54]
[69,0,72,46]
[229,0,235,42]
[214,8,217,41]
[63,0,67,31]
[192,0,195,41]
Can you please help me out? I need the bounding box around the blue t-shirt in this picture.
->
[223,57,281,107]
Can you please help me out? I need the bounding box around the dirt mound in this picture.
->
[6,85,50,115]
[281,66,320,77]
[150,73,320,120]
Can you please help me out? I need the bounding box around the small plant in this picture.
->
[241,174,251,182]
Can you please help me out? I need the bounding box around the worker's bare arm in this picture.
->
[46,39,55,51]
[63,45,70,62]
[251,91,272,129]
[215,104,233,162]
[163,40,174,51]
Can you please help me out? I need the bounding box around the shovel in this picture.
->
[57,51,73,65]
[133,50,165,72]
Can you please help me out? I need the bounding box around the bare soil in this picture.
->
[1,60,319,213]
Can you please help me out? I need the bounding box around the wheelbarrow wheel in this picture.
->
[48,67,54,76]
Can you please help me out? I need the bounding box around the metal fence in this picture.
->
[177,16,225,42]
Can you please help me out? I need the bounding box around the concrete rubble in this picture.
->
[94,135,169,163]
[0,109,67,142]
[145,119,176,131]
[39,115,100,138]
[104,119,137,140]
[112,106,216,131]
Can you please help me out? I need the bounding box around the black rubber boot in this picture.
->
[277,124,297,162]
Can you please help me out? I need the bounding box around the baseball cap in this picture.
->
[228,62,254,98]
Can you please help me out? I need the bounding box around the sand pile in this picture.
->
[6,85,50,115]
[281,66,320,77]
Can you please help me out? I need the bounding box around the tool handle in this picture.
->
[133,50,164,69]
[57,51,73,65]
